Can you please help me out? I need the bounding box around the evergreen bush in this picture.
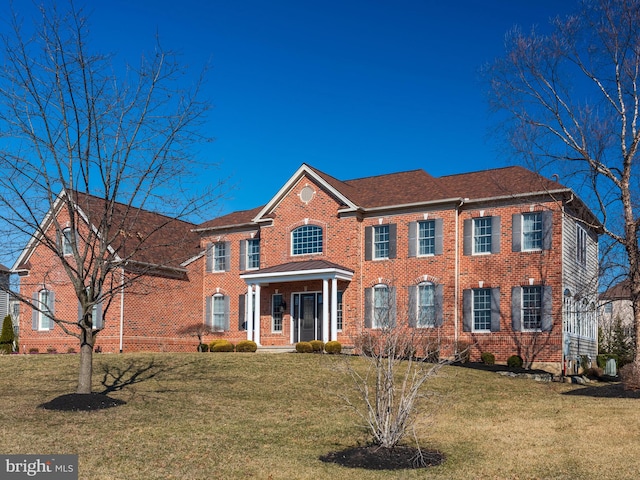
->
[325,340,342,354]
[295,341,313,353]
[480,352,496,365]
[309,340,325,353]
[507,355,524,368]
[235,340,258,352]
[211,340,234,352]
[197,343,209,352]
[0,315,14,354]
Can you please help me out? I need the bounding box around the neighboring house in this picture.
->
[13,164,600,372]
[598,280,634,347]
[0,264,9,320]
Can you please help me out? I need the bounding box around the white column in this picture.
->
[254,284,261,346]
[322,278,329,343]
[331,278,338,341]
[246,285,253,342]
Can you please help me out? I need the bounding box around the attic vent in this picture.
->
[299,185,315,204]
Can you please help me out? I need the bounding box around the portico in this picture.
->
[240,260,353,346]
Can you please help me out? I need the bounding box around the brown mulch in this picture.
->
[319,444,445,470]
[39,393,126,411]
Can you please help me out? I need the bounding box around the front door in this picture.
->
[294,292,323,342]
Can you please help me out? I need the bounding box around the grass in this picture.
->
[0,352,639,479]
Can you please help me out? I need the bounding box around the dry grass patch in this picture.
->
[0,353,639,479]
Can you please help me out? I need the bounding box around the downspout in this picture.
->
[119,267,125,353]
[454,198,466,353]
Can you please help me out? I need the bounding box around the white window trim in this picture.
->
[38,290,52,331]
[373,225,390,260]
[372,284,390,329]
[62,228,74,256]
[271,293,284,333]
[472,217,492,256]
[416,282,436,328]
[472,288,492,333]
[521,212,543,252]
[291,225,323,256]
[417,220,436,257]
[246,239,260,270]
[213,243,226,272]
[521,286,543,332]
[211,294,226,331]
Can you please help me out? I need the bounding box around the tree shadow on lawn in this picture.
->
[39,357,175,412]
[562,383,640,399]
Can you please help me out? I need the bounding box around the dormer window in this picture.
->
[291,225,323,255]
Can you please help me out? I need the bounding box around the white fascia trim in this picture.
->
[181,251,205,267]
[252,164,359,222]
[340,197,464,215]
[191,222,258,233]
[461,189,571,206]
[241,267,354,284]
[11,190,67,271]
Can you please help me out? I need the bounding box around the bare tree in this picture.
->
[486,0,640,370]
[0,3,217,393]
[338,281,456,462]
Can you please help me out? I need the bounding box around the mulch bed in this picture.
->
[319,444,445,470]
[39,393,126,411]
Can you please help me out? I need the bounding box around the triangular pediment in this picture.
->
[252,164,360,223]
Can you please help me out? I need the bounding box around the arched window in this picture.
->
[62,228,74,256]
[291,225,323,255]
[417,282,436,327]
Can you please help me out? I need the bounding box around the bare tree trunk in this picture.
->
[77,342,94,394]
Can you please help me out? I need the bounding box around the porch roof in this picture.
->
[240,259,354,284]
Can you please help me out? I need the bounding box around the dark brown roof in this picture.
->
[247,259,354,275]
[0,264,9,273]
[200,164,572,229]
[195,205,264,231]
[600,280,631,301]
[72,192,201,268]
[439,166,566,200]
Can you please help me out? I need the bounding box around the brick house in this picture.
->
[13,164,599,371]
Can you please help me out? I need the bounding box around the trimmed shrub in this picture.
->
[0,315,15,354]
[46,347,57,354]
[584,367,604,380]
[325,341,342,354]
[295,341,313,353]
[507,355,524,369]
[211,340,234,352]
[209,339,227,351]
[197,343,209,352]
[67,347,77,354]
[310,340,325,353]
[236,340,258,352]
[29,348,39,354]
[620,361,640,390]
[480,352,496,365]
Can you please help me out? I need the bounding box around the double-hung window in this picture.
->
[418,220,435,256]
[247,239,260,269]
[474,218,492,254]
[32,289,54,331]
[522,213,543,250]
[206,294,228,331]
[337,291,343,331]
[417,283,436,327]
[62,228,74,256]
[473,288,492,331]
[374,225,390,259]
[292,225,323,255]
[522,286,542,330]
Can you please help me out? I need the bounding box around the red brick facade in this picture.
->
[14,164,600,371]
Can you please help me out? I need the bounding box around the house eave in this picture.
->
[240,267,354,284]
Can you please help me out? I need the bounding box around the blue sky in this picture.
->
[8,0,578,218]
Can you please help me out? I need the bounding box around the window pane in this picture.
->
[473,218,492,253]
[337,291,343,331]
[247,239,260,269]
[214,243,226,271]
[272,294,283,332]
[212,295,226,330]
[522,286,542,329]
[62,229,73,255]
[373,285,390,327]
[418,220,435,256]
[374,225,390,259]
[418,283,435,327]
[473,288,491,331]
[522,213,542,250]
[292,225,323,255]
